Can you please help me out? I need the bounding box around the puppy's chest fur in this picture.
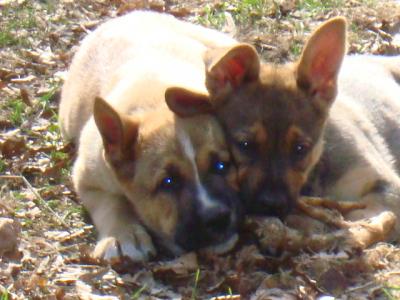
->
[306,56,400,201]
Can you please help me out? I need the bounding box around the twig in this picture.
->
[0,174,70,231]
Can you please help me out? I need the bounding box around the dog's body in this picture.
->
[310,55,400,225]
[202,18,400,239]
[59,11,236,140]
[59,11,241,262]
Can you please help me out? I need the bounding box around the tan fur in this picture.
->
[59,11,236,141]
[59,11,241,262]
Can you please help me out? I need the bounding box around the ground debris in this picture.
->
[0,217,20,256]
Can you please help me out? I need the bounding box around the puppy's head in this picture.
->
[202,17,347,217]
[93,90,241,255]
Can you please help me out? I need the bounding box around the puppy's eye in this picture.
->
[237,140,254,153]
[159,176,180,192]
[212,160,230,175]
[293,142,310,159]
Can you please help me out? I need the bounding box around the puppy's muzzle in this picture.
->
[176,200,240,252]
[199,204,232,235]
[247,188,294,218]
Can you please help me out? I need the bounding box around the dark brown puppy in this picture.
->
[187,18,400,239]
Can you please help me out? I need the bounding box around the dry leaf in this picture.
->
[0,217,20,255]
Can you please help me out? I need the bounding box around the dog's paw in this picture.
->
[93,229,156,263]
[343,211,396,252]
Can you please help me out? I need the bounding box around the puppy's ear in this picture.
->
[205,44,260,103]
[94,97,139,174]
[165,87,213,117]
[297,17,346,112]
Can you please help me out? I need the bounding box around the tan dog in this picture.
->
[201,18,400,239]
[59,11,242,262]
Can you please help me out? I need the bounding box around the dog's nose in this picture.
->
[248,190,293,217]
[200,205,231,233]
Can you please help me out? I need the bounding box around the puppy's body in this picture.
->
[59,11,235,140]
[311,55,400,226]
[59,11,241,261]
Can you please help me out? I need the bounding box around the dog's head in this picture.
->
[93,90,241,255]
[200,17,347,217]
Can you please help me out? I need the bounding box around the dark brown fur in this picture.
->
[213,63,327,215]
[203,17,400,241]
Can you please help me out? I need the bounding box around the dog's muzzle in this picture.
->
[246,189,294,218]
[175,200,241,252]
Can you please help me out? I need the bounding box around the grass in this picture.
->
[230,0,272,22]
[0,290,9,300]
[50,150,68,162]
[64,204,85,220]
[5,99,26,127]
[382,285,400,299]
[197,3,228,29]
[227,286,233,295]
[0,84,59,133]
[289,40,303,57]
[131,284,147,299]
[196,0,273,29]
[0,2,38,48]
[46,199,60,210]
[38,86,59,110]
[296,0,345,12]
[0,159,6,174]
[191,268,201,300]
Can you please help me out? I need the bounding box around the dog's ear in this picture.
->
[165,87,213,117]
[205,44,260,103]
[297,17,346,112]
[94,97,139,170]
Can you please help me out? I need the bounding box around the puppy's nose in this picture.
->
[249,190,293,217]
[200,205,231,233]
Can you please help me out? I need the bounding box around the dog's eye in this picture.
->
[159,176,180,191]
[237,140,254,153]
[212,160,230,175]
[293,142,310,159]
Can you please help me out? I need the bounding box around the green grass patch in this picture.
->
[46,199,60,210]
[65,204,85,216]
[382,285,400,300]
[296,0,345,13]
[10,100,26,127]
[0,2,38,48]
[50,150,68,162]
[196,0,274,29]
[38,86,59,109]
[197,3,228,29]
[229,0,272,23]
[0,290,9,300]
[0,159,7,174]
[2,98,27,127]
[289,40,303,57]
[0,30,22,48]
[47,122,61,134]
[12,191,25,201]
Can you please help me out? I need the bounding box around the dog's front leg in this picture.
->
[79,188,156,262]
